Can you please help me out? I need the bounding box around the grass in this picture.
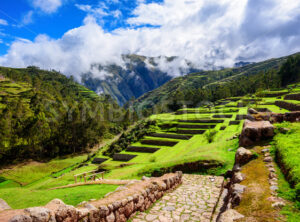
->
[273,155,300,221]
[271,122,300,221]
[0,184,118,209]
[273,122,300,186]
[0,155,88,186]
[235,146,285,221]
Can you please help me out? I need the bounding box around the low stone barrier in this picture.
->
[126,146,160,153]
[284,93,300,101]
[149,133,192,140]
[177,124,216,129]
[7,172,183,222]
[258,92,287,97]
[213,115,233,118]
[177,129,205,134]
[178,119,224,123]
[275,101,300,111]
[229,121,240,125]
[270,111,300,123]
[216,148,253,221]
[113,154,137,162]
[141,140,178,147]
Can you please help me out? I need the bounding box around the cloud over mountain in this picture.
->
[1,0,300,79]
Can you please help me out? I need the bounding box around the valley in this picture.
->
[1,54,300,221]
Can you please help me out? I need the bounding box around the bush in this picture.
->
[104,120,157,157]
[149,156,156,162]
[205,130,217,143]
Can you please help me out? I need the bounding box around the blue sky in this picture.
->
[1,0,300,79]
[0,0,162,55]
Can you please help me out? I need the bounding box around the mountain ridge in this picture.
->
[132,52,300,112]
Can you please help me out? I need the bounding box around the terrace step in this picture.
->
[236,114,248,120]
[177,129,206,134]
[141,140,178,147]
[258,92,288,97]
[213,114,233,118]
[92,158,108,164]
[177,124,216,129]
[229,120,241,125]
[275,101,300,111]
[284,93,300,101]
[149,133,192,140]
[178,119,224,123]
[175,110,238,115]
[255,108,272,113]
[126,146,160,153]
[113,154,137,162]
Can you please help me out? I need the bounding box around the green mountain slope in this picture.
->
[0,66,126,165]
[133,53,300,112]
[81,54,200,106]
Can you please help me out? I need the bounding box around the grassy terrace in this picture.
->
[2,88,300,210]
[0,98,247,209]
[0,155,119,209]
[271,122,300,220]
[272,122,300,187]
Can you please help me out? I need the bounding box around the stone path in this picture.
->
[132,174,224,222]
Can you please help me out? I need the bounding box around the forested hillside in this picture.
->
[0,66,130,165]
[134,53,300,114]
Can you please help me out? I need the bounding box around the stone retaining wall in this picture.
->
[270,111,300,123]
[7,172,183,222]
[275,101,300,111]
[284,93,300,101]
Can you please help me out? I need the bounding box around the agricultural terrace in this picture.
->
[1,84,300,210]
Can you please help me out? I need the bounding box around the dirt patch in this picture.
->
[235,146,285,222]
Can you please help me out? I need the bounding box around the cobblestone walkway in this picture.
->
[132,174,224,222]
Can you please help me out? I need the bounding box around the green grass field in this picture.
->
[273,122,300,186]
[0,184,118,209]
[0,155,88,186]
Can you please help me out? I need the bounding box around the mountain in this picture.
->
[133,53,300,112]
[81,54,200,106]
[0,66,127,165]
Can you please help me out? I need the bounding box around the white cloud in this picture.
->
[75,4,108,18]
[75,3,122,20]
[22,11,34,25]
[112,10,122,18]
[0,19,8,26]
[1,0,300,80]
[32,0,63,14]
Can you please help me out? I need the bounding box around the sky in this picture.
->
[0,0,300,79]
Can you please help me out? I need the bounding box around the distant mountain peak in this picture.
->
[81,54,200,105]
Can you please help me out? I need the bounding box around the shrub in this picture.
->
[149,156,156,163]
[205,130,217,143]
[104,120,157,157]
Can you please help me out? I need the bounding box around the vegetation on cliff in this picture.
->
[0,66,132,164]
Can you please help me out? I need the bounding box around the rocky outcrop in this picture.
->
[216,147,252,221]
[7,172,183,222]
[0,199,11,212]
[270,111,300,123]
[234,147,253,167]
[248,108,258,115]
[239,120,274,147]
